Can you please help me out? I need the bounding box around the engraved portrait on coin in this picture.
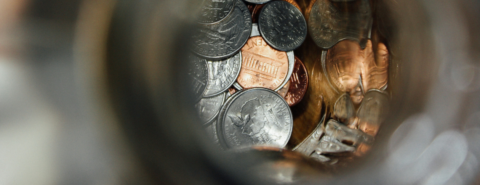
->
[217,88,293,149]
[309,0,372,49]
[204,52,242,97]
[258,1,307,51]
[193,0,252,60]
[198,0,235,24]
[187,55,208,102]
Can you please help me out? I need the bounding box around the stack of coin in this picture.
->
[189,0,309,150]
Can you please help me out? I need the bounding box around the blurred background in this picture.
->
[1,0,480,184]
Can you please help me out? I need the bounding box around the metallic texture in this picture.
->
[243,0,271,4]
[204,52,242,97]
[193,0,252,60]
[356,90,390,137]
[277,80,291,98]
[196,92,226,125]
[217,88,293,149]
[333,93,356,127]
[188,55,209,102]
[308,0,372,49]
[258,1,307,51]
[285,56,308,106]
[198,0,235,24]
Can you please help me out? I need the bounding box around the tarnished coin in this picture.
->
[258,1,307,51]
[251,4,264,23]
[285,57,308,106]
[236,36,289,90]
[188,55,208,102]
[196,92,226,125]
[193,0,252,60]
[356,90,389,137]
[217,88,293,149]
[244,0,271,4]
[198,0,235,24]
[204,52,242,97]
[308,0,372,49]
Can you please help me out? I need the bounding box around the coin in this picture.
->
[217,88,293,149]
[192,0,252,60]
[308,0,372,49]
[258,1,307,51]
[322,40,388,105]
[236,36,289,90]
[244,0,271,4]
[356,90,389,137]
[204,52,242,97]
[251,4,264,23]
[205,121,221,146]
[196,92,226,125]
[188,55,208,102]
[282,0,301,10]
[198,0,235,24]
[285,56,308,106]
[277,80,290,98]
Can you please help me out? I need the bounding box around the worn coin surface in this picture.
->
[258,1,307,51]
[193,0,252,60]
[188,55,208,102]
[217,88,293,149]
[196,92,226,125]
[198,0,235,24]
[236,36,289,90]
[204,52,242,97]
[244,0,271,4]
[308,0,372,49]
[285,57,308,106]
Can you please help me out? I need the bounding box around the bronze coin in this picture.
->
[285,57,308,106]
[283,0,301,10]
[236,36,289,90]
[251,4,264,23]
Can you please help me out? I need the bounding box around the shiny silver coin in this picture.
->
[188,55,209,102]
[258,1,307,51]
[243,0,271,4]
[217,88,293,149]
[232,23,295,92]
[198,0,235,24]
[308,0,372,49]
[192,0,252,60]
[196,92,226,125]
[204,52,242,97]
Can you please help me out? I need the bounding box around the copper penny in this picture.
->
[285,57,308,106]
[251,4,264,23]
[236,36,289,90]
[228,87,237,95]
[324,40,388,105]
[283,0,301,10]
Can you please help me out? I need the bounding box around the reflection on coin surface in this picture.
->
[323,40,388,105]
[217,88,293,149]
[285,57,308,106]
[308,0,371,49]
[188,55,208,102]
[244,0,271,4]
[196,92,226,125]
[258,1,307,51]
[236,36,289,90]
[193,0,252,59]
[198,0,235,24]
[204,52,242,97]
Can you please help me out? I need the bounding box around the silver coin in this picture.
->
[196,92,226,125]
[243,0,271,4]
[188,55,209,102]
[258,1,307,51]
[205,121,221,146]
[198,0,235,24]
[233,23,295,92]
[204,52,242,97]
[308,0,372,49]
[192,0,252,60]
[217,88,293,149]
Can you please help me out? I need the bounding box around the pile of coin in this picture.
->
[188,0,309,150]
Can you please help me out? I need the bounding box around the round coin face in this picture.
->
[196,92,226,125]
[285,57,308,106]
[192,0,252,60]
[188,55,208,102]
[236,36,289,90]
[258,1,307,51]
[204,52,242,97]
[198,0,235,24]
[308,0,372,49]
[217,88,293,149]
[244,0,271,4]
